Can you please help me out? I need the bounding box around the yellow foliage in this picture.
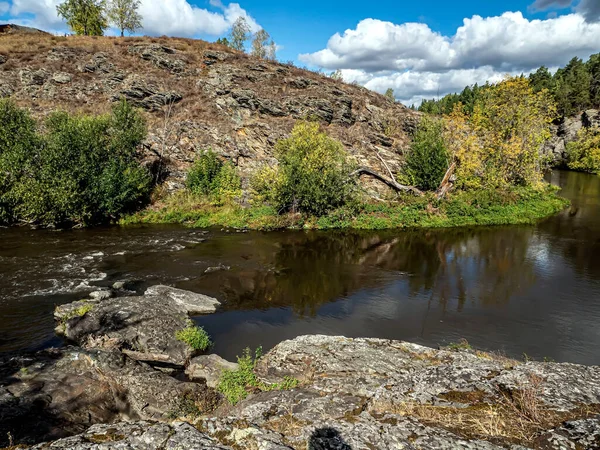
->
[567,127,600,174]
[445,77,557,190]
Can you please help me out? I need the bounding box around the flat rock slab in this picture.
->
[0,348,219,447]
[29,421,232,449]
[145,285,221,314]
[186,354,239,388]
[55,286,221,367]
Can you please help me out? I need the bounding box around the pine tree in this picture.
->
[107,0,142,37]
[385,88,395,102]
[587,53,600,107]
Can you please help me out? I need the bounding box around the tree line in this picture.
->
[55,1,277,61]
[419,54,600,118]
[57,0,143,36]
[215,17,277,60]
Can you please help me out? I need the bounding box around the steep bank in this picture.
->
[0,31,418,191]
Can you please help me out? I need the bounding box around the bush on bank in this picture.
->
[0,99,151,227]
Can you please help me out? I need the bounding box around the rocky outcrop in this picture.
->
[545,109,599,166]
[29,421,232,450]
[186,354,239,388]
[54,285,221,366]
[0,34,419,192]
[5,335,600,449]
[0,347,219,447]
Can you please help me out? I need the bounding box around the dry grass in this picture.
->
[389,375,600,446]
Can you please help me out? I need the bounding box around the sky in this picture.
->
[1,0,600,105]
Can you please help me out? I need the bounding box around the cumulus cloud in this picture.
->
[5,0,259,37]
[301,11,600,104]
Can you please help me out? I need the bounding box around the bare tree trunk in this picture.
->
[436,162,456,200]
[350,167,424,196]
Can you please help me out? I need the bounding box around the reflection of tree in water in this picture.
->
[540,170,600,278]
[214,226,538,316]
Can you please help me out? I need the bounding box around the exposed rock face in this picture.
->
[545,109,599,166]
[0,347,218,447]
[0,34,419,192]
[6,335,600,449]
[28,421,232,449]
[54,285,221,366]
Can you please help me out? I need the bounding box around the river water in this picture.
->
[1,170,599,364]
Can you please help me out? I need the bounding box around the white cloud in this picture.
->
[0,1,9,14]
[301,11,600,105]
[5,0,260,37]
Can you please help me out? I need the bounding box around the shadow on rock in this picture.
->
[308,427,352,450]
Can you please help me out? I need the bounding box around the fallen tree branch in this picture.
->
[436,162,456,200]
[351,167,424,196]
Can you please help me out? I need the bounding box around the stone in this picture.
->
[115,77,183,111]
[186,354,239,388]
[52,72,72,84]
[55,286,220,366]
[204,264,231,274]
[89,290,113,300]
[129,44,186,73]
[144,285,221,314]
[582,109,600,129]
[0,54,7,65]
[0,348,218,447]
[29,421,232,450]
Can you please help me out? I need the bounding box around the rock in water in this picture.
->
[55,285,221,366]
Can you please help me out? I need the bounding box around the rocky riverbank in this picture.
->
[1,287,599,449]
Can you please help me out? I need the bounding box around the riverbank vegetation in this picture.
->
[0,99,152,227]
[124,76,568,230]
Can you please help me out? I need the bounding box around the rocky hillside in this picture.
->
[0,30,419,190]
[545,108,600,165]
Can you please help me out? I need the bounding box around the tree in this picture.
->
[446,77,557,189]
[529,66,554,93]
[587,53,600,107]
[554,57,591,116]
[405,117,449,191]
[266,39,277,61]
[251,29,270,59]
[229,17,251,52]
[216,37,231,47]
[385,88,395,102]
[57,0,108,36]
[107,0,142,37]
[330,69,343,81]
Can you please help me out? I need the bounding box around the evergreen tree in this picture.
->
[216,37,231,47]
[57,0,108,36]
[385,88,395,102]
[587,53,600,107]
[107,0,142,37]
[529,66,554,93]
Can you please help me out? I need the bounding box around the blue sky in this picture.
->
[1,0,599,104]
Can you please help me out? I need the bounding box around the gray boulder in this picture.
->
[186,354,239,388]
[55,286,220,366]
[0,348,220,447]
[30,421,232,449]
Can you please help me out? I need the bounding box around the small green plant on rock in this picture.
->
[446,339,473,352]
[175,326,212,351]
[217,347,299,405]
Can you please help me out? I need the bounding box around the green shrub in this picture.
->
[175,326,212,351]
[217,347,299,405]
[0,99,151,226]
[187,149,242,202]
[252,121,356,216]
[405,117,449,191]
[567,127,600,174]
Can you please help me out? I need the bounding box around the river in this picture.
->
[1,170,599,364]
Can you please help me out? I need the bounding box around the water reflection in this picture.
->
[1,171,600,365]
